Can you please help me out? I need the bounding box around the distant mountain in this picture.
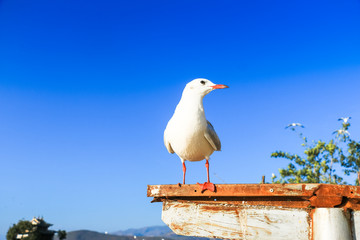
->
[54,230,168,240]
[112,226,171,237]
[54,227,214,240]
[112,226,214,240]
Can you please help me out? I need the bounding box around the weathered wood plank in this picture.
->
[162,200,310,240]
[148,184,360,209]
[148,184,360,199]
[148,184,317,197]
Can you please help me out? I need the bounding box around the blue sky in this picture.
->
[1,0,360,237]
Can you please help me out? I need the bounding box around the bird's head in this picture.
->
[184,78,229,97]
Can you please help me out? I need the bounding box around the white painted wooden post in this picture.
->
[313,208,352,240]
[352,211,360,239]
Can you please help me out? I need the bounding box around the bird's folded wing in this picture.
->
[204,121,221,151]
[164,134,175,154]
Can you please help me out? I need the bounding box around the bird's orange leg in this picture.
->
[197,159,216,192]
[206,159,210,183]
[182,161,186,184]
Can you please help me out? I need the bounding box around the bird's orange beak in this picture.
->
[212,84,229,89]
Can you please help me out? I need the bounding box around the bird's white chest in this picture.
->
[165,113,213,161]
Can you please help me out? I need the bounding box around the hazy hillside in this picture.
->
[54,230,168,240]
[54,227,214,240]
[112,226,171,237]
[112,226,214,240]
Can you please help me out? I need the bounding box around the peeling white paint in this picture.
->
[151,186,160,196]
[305,184,319,191]
[162,201,310,240]
[284,184,302,191]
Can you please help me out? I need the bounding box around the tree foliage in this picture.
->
[6,218,66,240]
[271,118,360,185]
[343,139,360,185]
[57,230,67,240]
[7,220,34,240]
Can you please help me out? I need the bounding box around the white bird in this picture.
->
[164,78,228,192]
[338,117,351,123]
[285,123,304,129]
[333,129,350,136]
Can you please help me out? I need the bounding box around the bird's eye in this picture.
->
[200,80,206,85]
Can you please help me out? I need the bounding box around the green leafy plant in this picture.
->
[341,123,360,185]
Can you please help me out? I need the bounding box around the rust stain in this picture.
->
[170,223,185,232]
[246,224,272,235]
[309,196,343,208]
[264,215,271,223]
[200,205,238,212]
[200,221,247,239]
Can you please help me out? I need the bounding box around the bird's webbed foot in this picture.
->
[197,182,216,193]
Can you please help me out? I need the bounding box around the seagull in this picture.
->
[164,78,229,192]
[333,129,350,136]
[338,117,351,123]
[285,123,304,129]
